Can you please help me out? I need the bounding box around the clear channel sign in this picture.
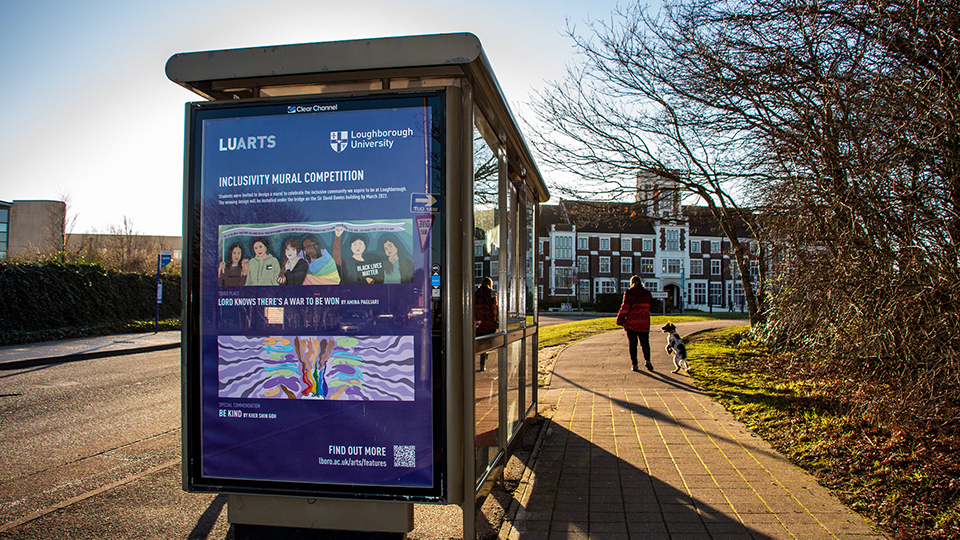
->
[182,92,446,501]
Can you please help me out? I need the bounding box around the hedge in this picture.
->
[0,261,181,345]
[593,293,623,313]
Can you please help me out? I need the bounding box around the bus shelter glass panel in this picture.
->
[525,335,536,418]
[525,197,536,326]
[506,180,522,332]
[473,121,500,481]
[474,349,499,480]
[507,339,523,436]
[473,126,499,302]
[184,92,446,501]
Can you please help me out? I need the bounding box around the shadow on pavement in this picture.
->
[188,494,228,539]
[515,421,778,539]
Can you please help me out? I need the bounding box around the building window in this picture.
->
[662,258,682,274]
[621,238,632,251]
[538,240,544,255]
[474,242,483,257]
[538,285,543,299]
[0,207,8,260]
[578,256,589,274]
[538,261,543,278]
[620,257,632,274]
[693,282,707,305]
[640,258,654,274]
[599,237,610,251]
[595,279,617,294]
[554,235,573,259]
[730,260,741,279]
[555,266,574,289]
[690,259,703,275]
[491,260,499,277]
[578,237,588,250]
[599,256,611,273]
[620,280,630,292]
[690,240,701,253]
[665,229,680,251]
[475,262,483,278]
[733,281,745,306]
[711,259,722,276]
[710,282,723,305]
[579,283,591,301]
[750,260,759,279]
[711,240,721,253]
[642,238,653,252]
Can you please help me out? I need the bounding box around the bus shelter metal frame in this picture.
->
[167,33,549,538]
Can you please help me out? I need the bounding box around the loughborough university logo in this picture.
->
[330,131,349,153]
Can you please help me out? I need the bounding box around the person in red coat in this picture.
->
[616,275,654,371]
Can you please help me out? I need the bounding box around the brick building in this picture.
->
[537,180,757,312]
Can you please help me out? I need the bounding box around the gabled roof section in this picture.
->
[559,200,655,234]
[684,206,753,238]
[539,204,564,237]
[539,201,755,240]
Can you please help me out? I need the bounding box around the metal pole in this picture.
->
[155,254,161,333]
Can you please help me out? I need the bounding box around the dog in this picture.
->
[660,322,689,374]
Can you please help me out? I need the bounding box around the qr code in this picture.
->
[394,445,416,467]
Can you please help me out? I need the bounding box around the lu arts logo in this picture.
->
[330,131,349,153]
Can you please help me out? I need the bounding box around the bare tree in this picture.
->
[531,0,960,427]
[51,189,81,262]
[528,3,769,323]
[105,216,151,273]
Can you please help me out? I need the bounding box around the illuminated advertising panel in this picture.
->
[183,92,445,501]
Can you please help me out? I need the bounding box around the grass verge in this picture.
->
[687,326,960,540]
[538,314,746,348]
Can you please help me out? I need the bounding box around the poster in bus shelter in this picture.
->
[189,93,444,498]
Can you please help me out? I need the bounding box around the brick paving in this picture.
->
[503,322,887,540]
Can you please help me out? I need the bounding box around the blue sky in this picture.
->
[0,0,626,236]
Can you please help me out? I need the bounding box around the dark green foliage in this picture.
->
[0,261,180,345]
[593,293,622,313]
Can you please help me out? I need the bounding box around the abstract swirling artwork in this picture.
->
[218,335,415,401]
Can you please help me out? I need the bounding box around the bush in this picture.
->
[0,261,181,345]
[592,293,621,313]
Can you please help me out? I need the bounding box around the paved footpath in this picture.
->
[503,321,887,540]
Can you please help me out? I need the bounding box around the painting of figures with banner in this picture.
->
[217,220,415,287]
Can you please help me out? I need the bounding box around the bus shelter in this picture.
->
[166,33,548,537]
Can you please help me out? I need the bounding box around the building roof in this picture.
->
[538,205,564,237]
[539,200,754,240]
[559,200,656,234]
[684,206,753,238]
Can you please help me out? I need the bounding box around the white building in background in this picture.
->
[0,199,65,260]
